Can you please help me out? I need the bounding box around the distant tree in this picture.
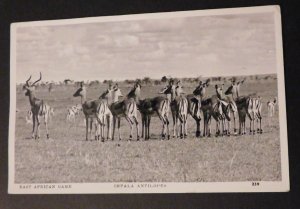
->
[143,77,151,85]
[89,80,100,86]
[48,83,54,93]
[125,79,133,84]
[135,78,142,84]
[103,80,113,85]
[161,76,168,83]
[154,80,161,85]
[64,79,72,85]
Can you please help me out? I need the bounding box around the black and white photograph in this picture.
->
[9,5,289,193]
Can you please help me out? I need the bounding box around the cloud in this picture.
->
[15,12,276,83]
[58,44,74,57]
[114,35,139,47]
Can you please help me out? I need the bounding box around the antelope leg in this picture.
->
[117,118,122,140]
[44,114,49,139]
[85,116,89,141]
[32,115,35,139]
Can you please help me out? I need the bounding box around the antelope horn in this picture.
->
[25,75,32,86]
[31,72,42,86]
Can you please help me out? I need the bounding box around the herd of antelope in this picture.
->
[22,73,277,141]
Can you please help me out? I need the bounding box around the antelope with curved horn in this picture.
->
[127,81,170,140]
[73,82,108,141]
[23,72,51,139]
[224,78,262,135]
[102,83,140,141]
[161,80,188,139]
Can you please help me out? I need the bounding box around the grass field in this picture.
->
[14,77,282,183]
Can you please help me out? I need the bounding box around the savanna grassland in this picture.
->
[14,76,282,183]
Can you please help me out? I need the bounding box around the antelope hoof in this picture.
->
[46,134,49,139]
[95,136,98,141]
[167,135,170,140]
[196,131,201,137]
[260,129,263,134]
[207,134,211,138]
[161,134,166,140]
[129,135,133,140]
[180,134,183,139]
[101,138,105,142]
[137,136,140,141]
[227,132,231,136]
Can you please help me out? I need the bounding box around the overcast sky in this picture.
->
[15,12,276,83]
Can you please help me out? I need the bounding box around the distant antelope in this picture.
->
[66,104,82,123]
[73,82,108,141]
[25,110,33,124]
[23,72,51,139]
[161,80,188,139]
[127,82,170,140]
[224,78,262,135]
[101,84,140,141]
[267,98,277,117]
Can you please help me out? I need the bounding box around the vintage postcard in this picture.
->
[9,5,289,193]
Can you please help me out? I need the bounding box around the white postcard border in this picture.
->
[8,5,289,194]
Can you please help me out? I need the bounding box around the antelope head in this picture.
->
[175,82,184,96]
[23,72,42,96]
[215,84,224,98]
[73,82,86,98]
[193,79,209,97]
[111,83,123,102]
[127,81,142,99]
[226,77,245,97]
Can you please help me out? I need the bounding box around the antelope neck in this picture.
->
[80,94,87,104]
[27,91,37,106]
